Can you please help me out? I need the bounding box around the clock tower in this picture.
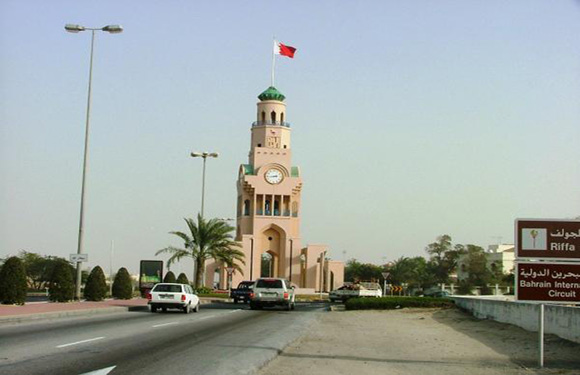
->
[204,86,344,291]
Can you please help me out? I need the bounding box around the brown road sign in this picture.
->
[516,262,580,303]
[515,219,580,261]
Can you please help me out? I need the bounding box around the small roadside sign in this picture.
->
[70,254,88,263]
[515,219,580,261]
[226,267,235,275]
[382,272,390,279]
[516,262,580,303]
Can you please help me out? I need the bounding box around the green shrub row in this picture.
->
[345,296,454,310]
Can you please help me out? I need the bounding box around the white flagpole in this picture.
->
[271,37,276,87]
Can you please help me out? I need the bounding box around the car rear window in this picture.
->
[238,282,254,289]
[256,279,283,288]
[153,284,182,293]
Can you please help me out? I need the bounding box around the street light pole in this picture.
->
[190,152,219,217]
[65,23,123,300]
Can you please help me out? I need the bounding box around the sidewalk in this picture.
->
[0,297,228,324]
[259,307,580,375]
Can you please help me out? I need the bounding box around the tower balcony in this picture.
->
[252,120,291,128]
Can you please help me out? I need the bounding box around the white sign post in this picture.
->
[381,272,390,297]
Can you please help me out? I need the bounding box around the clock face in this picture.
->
[265,168,283,184]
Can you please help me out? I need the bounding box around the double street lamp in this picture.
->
[190,152,219,217]
[65,23,123,300]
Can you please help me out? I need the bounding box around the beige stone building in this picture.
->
[204,87,344,292]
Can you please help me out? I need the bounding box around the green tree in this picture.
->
[461,245,495,293]
[163,271,176,283]
[425,235,464,283]
[84,266,108,301]
[156,215,244,287]
[49,260,75,302]
[176,273,189,285]
[112,267,133,299]
[388,256,435,289]
[0,256,28,305]
[344,259,384,282]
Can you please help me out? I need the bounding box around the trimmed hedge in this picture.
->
[176,273,189,285]
[112,267,133,299]
[84,266,108,301]
[0,256,28,305]
[49,260,75,302]
[163,271,176,283]
[345,296,454,310]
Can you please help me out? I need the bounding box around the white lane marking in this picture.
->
[152,321,179,328]
[228,309,242,313]
[57,337,105,348]
[80,365,116,375]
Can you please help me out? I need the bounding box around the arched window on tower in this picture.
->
[243,199,250,216]
[280,112,284,124]
[261,111,266,123]
[265,199,271,215]
[270,111,276,124]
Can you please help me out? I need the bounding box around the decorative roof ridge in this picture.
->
[258,86,285,102]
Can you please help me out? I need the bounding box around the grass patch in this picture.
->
[345,296,454,310]
[198,293,230,299]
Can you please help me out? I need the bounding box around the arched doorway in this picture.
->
[261,252,273,277]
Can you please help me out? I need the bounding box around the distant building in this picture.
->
[203,87,344,291]
[457,244,515,281]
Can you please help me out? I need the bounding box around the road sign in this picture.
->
[70,254,88,263]
[515,219,580,261]
[516,262,580,303]
[382,272,390,279]
[226,267,235,275]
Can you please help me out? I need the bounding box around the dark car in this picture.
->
[230,281,255,304]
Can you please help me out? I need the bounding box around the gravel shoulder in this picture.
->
[258,307,580,375]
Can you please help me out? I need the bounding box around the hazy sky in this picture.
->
[1,1,579,277]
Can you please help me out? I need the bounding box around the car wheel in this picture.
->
[193,302,200,312]
[183,303,190,314]
[233,298,238,304]
[285,303,291,311]
[291,302,295,310]
[161,307,167,313]
[250,302,258,310]
[151,305,157,313]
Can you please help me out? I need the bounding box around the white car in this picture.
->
[147,283,200,313]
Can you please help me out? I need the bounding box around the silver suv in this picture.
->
[250,278,295,311]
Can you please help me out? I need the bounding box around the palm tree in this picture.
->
[156,214,244,288]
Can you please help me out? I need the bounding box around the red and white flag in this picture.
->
[273,40,297,58]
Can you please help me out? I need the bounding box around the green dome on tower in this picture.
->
[258,86,285,102]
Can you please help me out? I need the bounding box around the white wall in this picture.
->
[452,296,580,343]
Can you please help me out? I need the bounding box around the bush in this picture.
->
[195,286,213,295]
[49,260,75,302]
[345,296,454,310]
[112,267,133,299]
[0,256,28,305]
[163,271,176,283]
[176,273,189,284]
[84,266,108,301]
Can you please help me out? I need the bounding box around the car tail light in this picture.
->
[181,294,186,301]
[146,292,152,300]
[249,292,254,299]
[283,292,289,299]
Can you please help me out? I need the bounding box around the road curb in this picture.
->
[0,306,129,325]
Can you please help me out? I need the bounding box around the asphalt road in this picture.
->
[0,302,328,375]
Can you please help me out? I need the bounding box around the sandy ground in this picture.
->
[259,307,580,375]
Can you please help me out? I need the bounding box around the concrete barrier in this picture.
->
[452,296,580,343]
